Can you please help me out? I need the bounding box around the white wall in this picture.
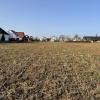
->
[4,35,9,41]
[0,34,2,40]
[8,30,19,39]
[51,37,57,42]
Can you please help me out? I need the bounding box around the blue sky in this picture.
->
[0,0,100,37]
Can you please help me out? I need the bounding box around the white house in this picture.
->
[51,36,58,42]
[0,28,9,42]
[8,30,19,41]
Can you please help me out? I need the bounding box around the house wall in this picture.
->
[4,35,9,41]
[0,34,2,40]
[8,31,19,40]
[0,34,9,41]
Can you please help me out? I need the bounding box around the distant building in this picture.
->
[16,32,25,40]
[41,37,50,42]
[8,30,19,41]
[8,30,26,42]
[0,28,9,42]
[0,28,28,42]
[83,36,100,42]
[51,36,58,42]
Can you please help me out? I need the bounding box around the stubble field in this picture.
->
[0,42,100,100]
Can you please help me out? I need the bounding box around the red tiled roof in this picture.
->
[16,32,25,38]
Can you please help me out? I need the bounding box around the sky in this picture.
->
[0,0,100,37]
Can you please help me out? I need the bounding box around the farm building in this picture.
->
[0,28,9,42]
[83,36,100,42]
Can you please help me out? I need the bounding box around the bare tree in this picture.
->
[59,35,66,41]
[73,34,81,41]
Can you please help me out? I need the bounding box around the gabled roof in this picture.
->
[16,32,25,38]
[9,30,19,36]
[83,36,100,41]
[0,28,9,35]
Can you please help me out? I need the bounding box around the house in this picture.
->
[0,28,9,42]
[51,36,58,42]
[83,36,100,42]
[16,32,25,41]
[8,30,19,41]
[8,31,26,41]
[41,37,51,42]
